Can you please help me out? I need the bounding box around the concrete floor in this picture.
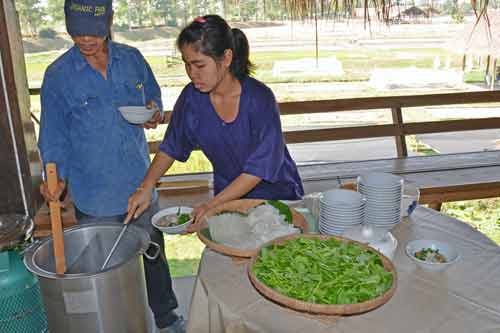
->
[171,275,196,320]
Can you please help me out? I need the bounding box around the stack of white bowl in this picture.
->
[358,172,403,232]
[318,189,366,235]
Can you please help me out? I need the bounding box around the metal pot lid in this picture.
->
[0,214,33,250]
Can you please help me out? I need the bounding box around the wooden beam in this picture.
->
[419,181,500,204]
[284,124,399,144]
[402,117,500,135]
[428,203,443,211]
[29,87,40,96]
[147,116,500,153]
[391,107,407,158]
[0,0,42,215]
[277,91,500,115]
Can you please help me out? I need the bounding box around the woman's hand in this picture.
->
[40,179,67,207]
[143,100,163,129]
[186,202,212,233]
[127,187,153,220]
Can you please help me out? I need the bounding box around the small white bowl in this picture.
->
[152,206,193,234]
[358,172,403,188]
[118,106,156,124]
[320,189,366,207]
[405,239,459,272]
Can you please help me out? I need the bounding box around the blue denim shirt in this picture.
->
[38,41,161,217]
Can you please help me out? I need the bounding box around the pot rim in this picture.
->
[24,223,150,279]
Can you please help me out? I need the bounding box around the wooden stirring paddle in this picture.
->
[46,163,66,275]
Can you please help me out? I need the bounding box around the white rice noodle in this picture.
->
[206,204,299,250]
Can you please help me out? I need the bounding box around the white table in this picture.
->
[187,206,500,333]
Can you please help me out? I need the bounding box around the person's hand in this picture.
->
[185,202,212,233]
[143,100,163,129]
[127,187,153,220]
[40,179,67,207]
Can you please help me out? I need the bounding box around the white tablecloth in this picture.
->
[187,206,500,333]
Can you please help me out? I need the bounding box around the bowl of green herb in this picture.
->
[152,206,193,234]
[406,239,459,272]
[248,234,397,315]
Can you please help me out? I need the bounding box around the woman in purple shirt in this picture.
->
[128,15,304,225]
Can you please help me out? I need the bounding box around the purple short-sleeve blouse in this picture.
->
[159,77,304,200]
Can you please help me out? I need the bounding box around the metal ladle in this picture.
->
[101,213,134,271]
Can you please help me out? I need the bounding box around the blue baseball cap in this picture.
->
[64,0,112,37]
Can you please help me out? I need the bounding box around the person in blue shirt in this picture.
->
[127,15,304,228]
[37,0,185,332]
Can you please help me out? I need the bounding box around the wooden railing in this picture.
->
[29,89,500,160]
[148,90,500,157]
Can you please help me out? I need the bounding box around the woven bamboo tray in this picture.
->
[196,199,308,258]
[248,233,397,315]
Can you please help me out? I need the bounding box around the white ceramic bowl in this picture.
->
[152,206,193,234]
[357,172,403,188]
[320,189,366,207]
[405,239,459,272]
[118,106,156,124]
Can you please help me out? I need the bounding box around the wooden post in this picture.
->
[428,202,443,211]
[485,55,491,76]
[391,107,407,158]
[46,163,66,275]
[0,0,42,215]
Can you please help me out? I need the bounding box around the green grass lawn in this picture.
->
[164,233,205,277]
[443,199,500,244]
[24,47,467,88]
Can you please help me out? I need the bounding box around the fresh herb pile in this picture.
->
[252,237,393,305]
[176,213,191,225]
[414,248,447,263]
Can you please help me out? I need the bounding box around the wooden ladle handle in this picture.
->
[46,163,66,275]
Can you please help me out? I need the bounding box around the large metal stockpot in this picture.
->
[24,223,160,333]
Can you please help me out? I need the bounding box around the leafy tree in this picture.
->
[128,0,149,27]
[45,0,64,26]
[153,0,178,26]
[16,0,45,36]
[114,0,132,29]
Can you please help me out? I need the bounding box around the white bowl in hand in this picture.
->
[152,206,193,234]
[118,106,156,124]
[406,239,459,272]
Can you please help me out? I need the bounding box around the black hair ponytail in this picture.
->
[177,15,254,80]
[230,28,255,80]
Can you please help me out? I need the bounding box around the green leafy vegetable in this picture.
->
[176,213,191,225]
[414,248,446,263]
[253,238,393,305]
[267,200,292,224]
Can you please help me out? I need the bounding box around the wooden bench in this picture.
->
[153,150,500,210]
[297,150,500,210]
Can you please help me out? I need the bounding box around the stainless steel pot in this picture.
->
[24,223,160,333]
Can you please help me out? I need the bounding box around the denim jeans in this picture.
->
[75,201,179,328]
